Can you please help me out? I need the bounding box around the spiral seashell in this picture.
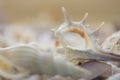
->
[0,43,90,79]
[54,7,120,62]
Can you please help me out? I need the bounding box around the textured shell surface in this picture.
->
[0,42,90,79]
[102,31,120,54]
[54,7,120,62]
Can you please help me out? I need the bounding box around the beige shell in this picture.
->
[54,7,120,62]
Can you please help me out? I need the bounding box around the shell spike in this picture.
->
[80,12,88,25]
[92,22,104,34]
[62,7,72,23]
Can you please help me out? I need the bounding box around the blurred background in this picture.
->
[1,0,120,24]
[0,0,119,48]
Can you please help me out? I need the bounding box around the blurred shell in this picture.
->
[102,32,120,74]
[102,31,120,54]
[4,25,36,44]
[0,52,29,80]
[0,43,90,79]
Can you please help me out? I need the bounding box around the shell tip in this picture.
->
[61,7,71,23]
[81,12,88,25]
[91,21,105,34]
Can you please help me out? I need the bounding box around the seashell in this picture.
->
[102,31,120,54]
[54,7,120,61]
[101,31,120,69]
[0,43,90,79]
[0,55,28,80]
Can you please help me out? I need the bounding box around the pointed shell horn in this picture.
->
[80,13,88,25]
[62,7,72,23]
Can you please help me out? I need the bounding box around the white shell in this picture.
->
[0,43,90,79]
[102,31,120,53]
[0,54,28,79]
[54,7,120,61]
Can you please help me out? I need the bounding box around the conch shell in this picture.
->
[0,43,90,79]
[54,7,120,62]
